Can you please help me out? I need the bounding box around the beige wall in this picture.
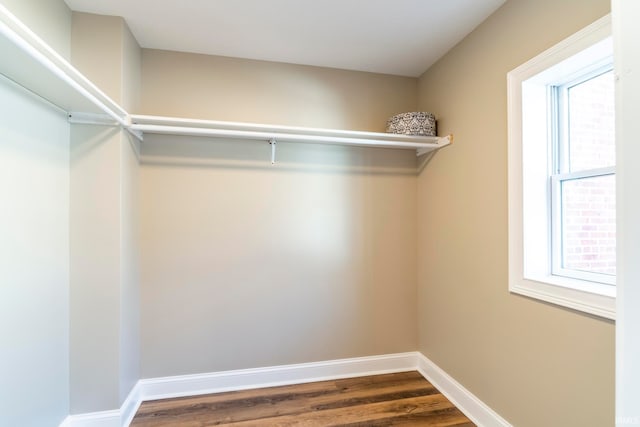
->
[416,0,614,426]
[139,49,421,377]
[70,12,141,413]
[140,140,418,377]
[119,14,141,403]
[122,19,141,112]
[69,125,123,412]
[69,127,140,413]
[1,0,71,59]
[141,57,417,377]
[71,12,141,111]
[120,133,141,402]
[71,12,123,105]
[141,49,418,131]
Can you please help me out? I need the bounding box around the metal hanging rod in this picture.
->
[0,4,128,127]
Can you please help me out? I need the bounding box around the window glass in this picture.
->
[561,173,616,276]
[567,70,616,172]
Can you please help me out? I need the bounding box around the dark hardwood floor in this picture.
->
[131,371,475,426]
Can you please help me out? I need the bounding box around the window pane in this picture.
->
[568,70,615,171]
[561,174,616,276]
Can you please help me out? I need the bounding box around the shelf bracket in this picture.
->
[270,138,277,165]
[69,112,145,142]
[68,111,118,126]
[416,134,453,156]
[126,128,144,142]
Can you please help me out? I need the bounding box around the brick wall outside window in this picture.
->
[561,70,616,276]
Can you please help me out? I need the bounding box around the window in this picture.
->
[508,15,615,319]
[551,68,616,285]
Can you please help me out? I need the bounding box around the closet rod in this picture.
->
[128,124,449,153]
[131,114,440,143]
[0,4,128,127]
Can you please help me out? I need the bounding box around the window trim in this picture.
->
[507,14,615,319]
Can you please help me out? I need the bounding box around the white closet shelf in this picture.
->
[130,114,452,157]
[0,4,127,126]
[1,4,452,160]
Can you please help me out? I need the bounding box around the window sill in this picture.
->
[509,274,615,320]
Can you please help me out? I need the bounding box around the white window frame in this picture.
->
[508,14,616,320]
[550,65,616,286]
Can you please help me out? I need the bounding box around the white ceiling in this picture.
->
[63,0,505,77]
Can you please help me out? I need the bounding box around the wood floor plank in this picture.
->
[212,394,454,426]
[136,371,424,416]
[131,371,475,427]
[338,407,476,427]
[136,381,436,424]
[136,378,434,421]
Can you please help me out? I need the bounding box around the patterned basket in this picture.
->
[385,112,436,136]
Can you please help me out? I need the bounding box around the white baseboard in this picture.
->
[140,352,418,401]
[61,351,510,427]
[417,353,512,427]
[63,383,141,427]
[62,410,120,427]
[120,383,142,427]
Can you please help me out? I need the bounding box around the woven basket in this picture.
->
[385,112,436,136]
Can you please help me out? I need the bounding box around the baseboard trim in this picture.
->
[63,384,141,427]
[63,410,120,427]
[120,383,142,427]
[139,352,419,401]
[416,353,512,427]
[61,351,510,427]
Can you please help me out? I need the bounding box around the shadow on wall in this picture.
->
[139,134,421,176]
[70,126,121,163]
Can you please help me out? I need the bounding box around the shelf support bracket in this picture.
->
[69,112,145,142]
[126,128,144,142]
[416,134,453,156]
[68,112,118,126]
[270,138,277,165]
